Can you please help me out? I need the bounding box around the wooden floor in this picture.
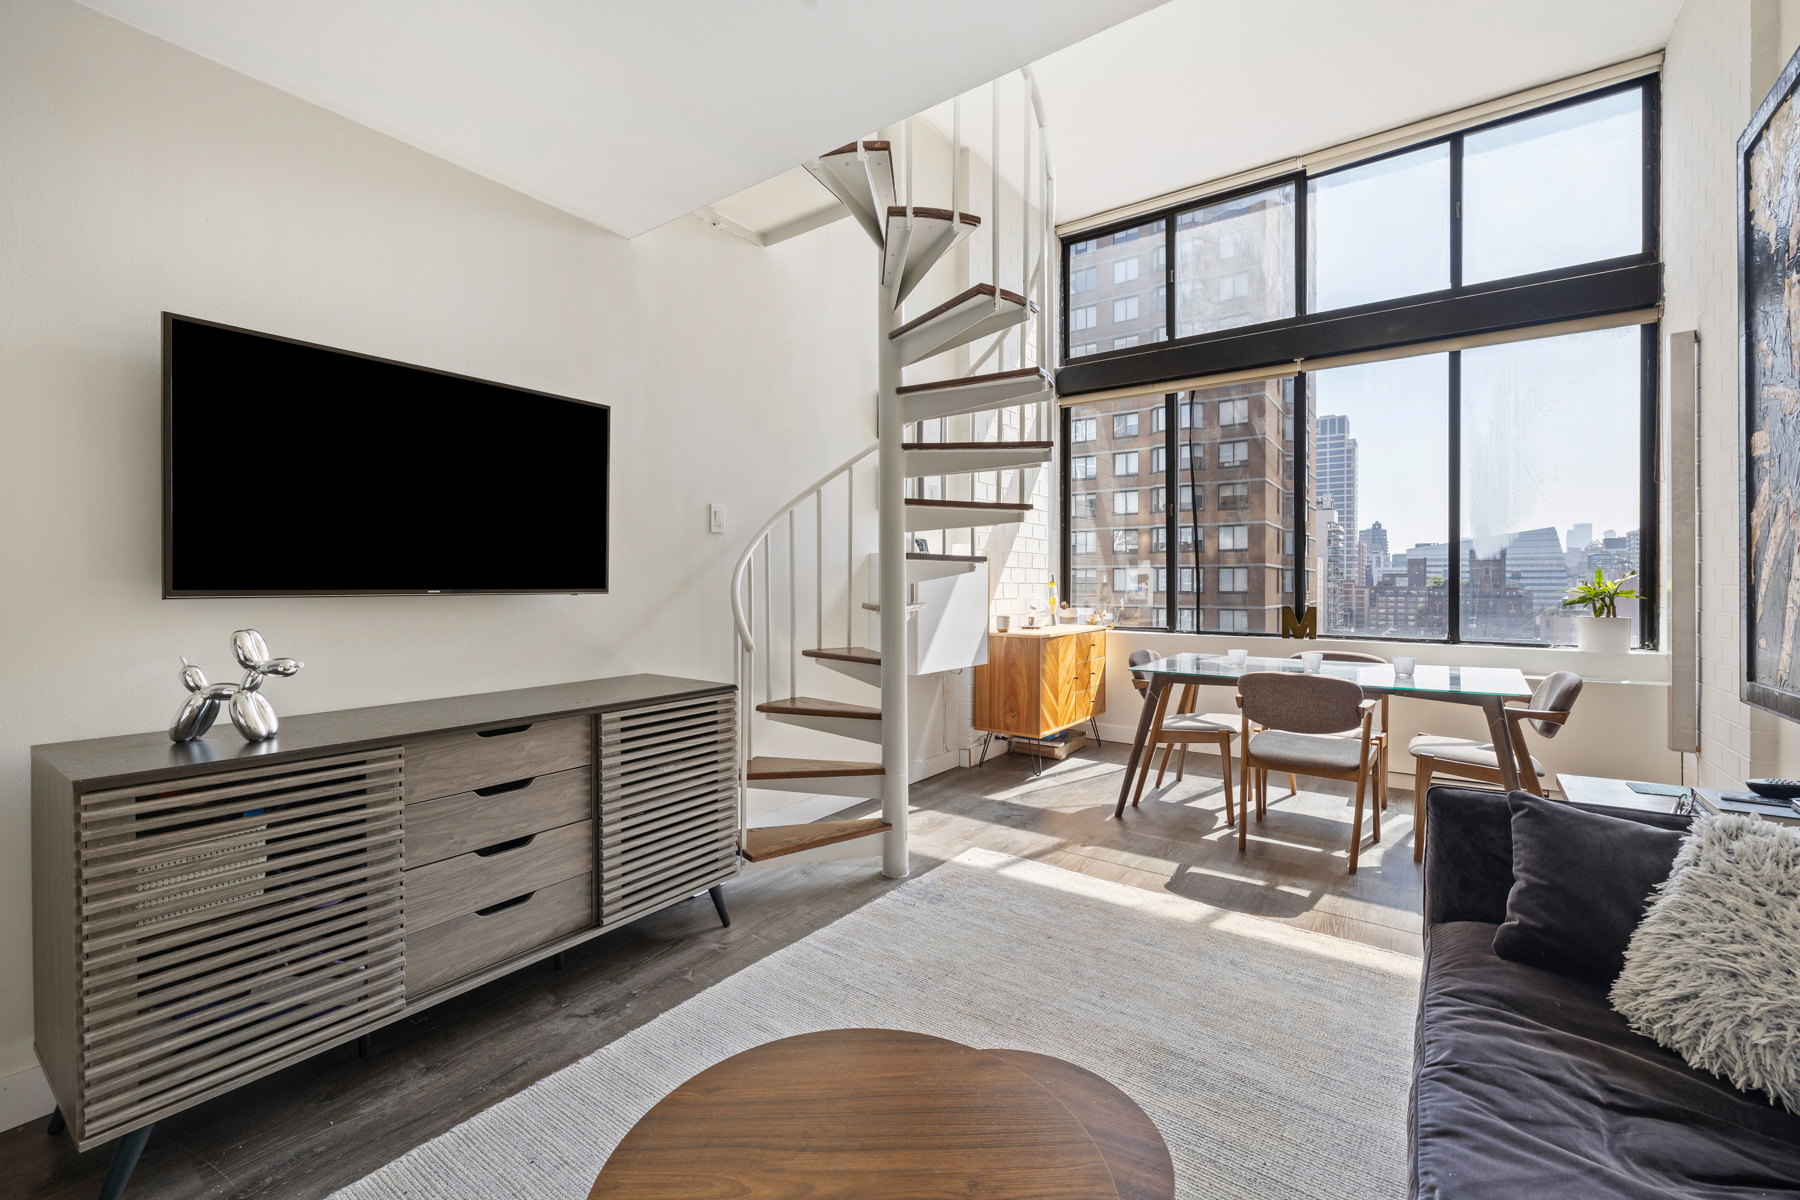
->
[2,740,1422,1200]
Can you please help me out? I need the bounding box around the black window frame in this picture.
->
[1057,76,1661,648]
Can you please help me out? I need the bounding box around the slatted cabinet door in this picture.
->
[598,694,739,929]
[70,750,405,1148]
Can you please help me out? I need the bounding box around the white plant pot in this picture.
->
[1575,615,1631,654]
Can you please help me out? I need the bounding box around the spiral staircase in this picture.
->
[730,73,1056,879]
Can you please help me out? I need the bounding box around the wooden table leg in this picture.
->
[1480,696,1520,791]
[1115,675,1166,819]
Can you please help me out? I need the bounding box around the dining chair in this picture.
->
[1236,671,1381,872]
[1407,670,1583,862]
[1130,679,1237,823]
[1128,649,1156,700]
[1283,650,1391,810]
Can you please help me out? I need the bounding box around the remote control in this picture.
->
[1745,778,1800,801]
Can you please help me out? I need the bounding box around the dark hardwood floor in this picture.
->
[3,741,1422,1200]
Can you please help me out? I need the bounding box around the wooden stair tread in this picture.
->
[742,819,892,862]
[744,756,885,781]
[889,284,1033,340]
[895,366,1051,394]
[906,551,988,563]
[822,140,890,156]
[901,441,1053,451]
[802,646,881,665]
[903,498,1033,512]
[755,696,881,720]
[884,206,980,227]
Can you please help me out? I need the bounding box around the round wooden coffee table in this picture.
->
[589,1028,1173,1200]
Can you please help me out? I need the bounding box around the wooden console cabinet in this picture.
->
[31,674,735,1155]
[972,626,1106,739]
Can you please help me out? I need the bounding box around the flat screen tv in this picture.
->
[163,313,608,597]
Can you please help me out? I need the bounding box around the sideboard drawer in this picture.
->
[404,716,591,803]
[404,818,593,933]
[404,767,591,869]
[405,873,592,997]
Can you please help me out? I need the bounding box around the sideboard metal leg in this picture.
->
[356,1034,371,1059]
[46,1107,64,1136]
[709,884,731,928]
[552,952,565,971]
[97,1122,153,1200]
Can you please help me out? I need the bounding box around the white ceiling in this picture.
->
[1028,0,1685,226]
[78,0,1167,239]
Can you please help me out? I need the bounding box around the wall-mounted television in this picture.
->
[163,314,608,597]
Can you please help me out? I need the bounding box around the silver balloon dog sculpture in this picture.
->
[169,630,303,743]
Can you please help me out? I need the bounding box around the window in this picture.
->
[1180,525,1197,549]
[1175,183,1295,338]
[1066,397,1165,629]
[1072,304,1098,331]
[1179,567,1197,594]
[1070,267,1098,293]
[1463,89,1643,285]
[1113,491,1140,515]
[1071,418,1097,443]
[1072,530,1098,554]
[1072,455,1096,479]
[1071,494,1097,518]
[1219,567,1249,593]
[1308,142,1451,312]
[1461,326,1641,645]
[1114,529,1139,553]
[1069,238,1098,255]
[1112,451,1139,477]
[1156,566,1167,593]
[1062,82,1656,648]
[1219,610,1251,633]
[1113,413,1139,438]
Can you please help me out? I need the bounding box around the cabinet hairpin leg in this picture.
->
[977,732,994,767]
[97,1122,154,1200]
[1089,716,1103,747]
[357,1033,371,1059]
[708,884,731,928]
[46,1107,64,1136]
[552,952,566,971]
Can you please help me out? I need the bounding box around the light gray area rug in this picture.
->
[333,849,1421,1199]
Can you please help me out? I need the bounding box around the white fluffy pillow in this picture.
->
[1611,812,1800,1110]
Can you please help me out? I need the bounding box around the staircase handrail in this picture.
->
[731,440,878,652]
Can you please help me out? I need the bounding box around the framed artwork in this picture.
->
[1740,47,1800,723]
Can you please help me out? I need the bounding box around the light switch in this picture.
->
[709,503,726,534]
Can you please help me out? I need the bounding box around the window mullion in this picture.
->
[1447,351,1462,643]
[1449,132,1464,292]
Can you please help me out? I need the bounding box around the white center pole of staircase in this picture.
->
[905,118,914,227]
[815,490,823,652]
[762,537,773,705]
[878,275,909,879]
[788,508,797,700]
[846,465,855,651]
[951,96,960,227]
[1021,73,1030,318]
[991,81,1000,315]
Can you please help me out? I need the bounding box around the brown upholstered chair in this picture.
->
[1284,650,1391,810]
[1236,671,1382,873]
[1408,670,1583,862]
[1130,681,1238,823]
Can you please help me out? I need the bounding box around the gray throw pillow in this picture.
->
[1491,794,1685,983]
[1611,813,1800,1111]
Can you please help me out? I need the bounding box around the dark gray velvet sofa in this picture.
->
[1412,786,1800,1199]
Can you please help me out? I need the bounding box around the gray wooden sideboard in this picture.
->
[31,674,737,1161]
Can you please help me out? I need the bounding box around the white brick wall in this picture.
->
[1665,0,1797,785]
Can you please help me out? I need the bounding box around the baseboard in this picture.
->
[0,1060,54,1131]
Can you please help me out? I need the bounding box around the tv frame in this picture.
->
[161,312,611,599]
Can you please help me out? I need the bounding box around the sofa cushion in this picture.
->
[1491,794,1685,983]
[1412,921,1800,1199]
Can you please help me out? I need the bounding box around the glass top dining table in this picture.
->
[1116,653,1535,817]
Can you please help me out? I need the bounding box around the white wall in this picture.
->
[0,0,897,1125]
[1664,0,1800,785]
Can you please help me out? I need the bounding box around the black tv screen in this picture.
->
[163,314,608,596]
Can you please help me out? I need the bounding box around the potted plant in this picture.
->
[1562,569,1640,653]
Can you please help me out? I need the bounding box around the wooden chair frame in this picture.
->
[1238,694,1381,873]
[1410,705,1570,862]
[1131,683,1235,823]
